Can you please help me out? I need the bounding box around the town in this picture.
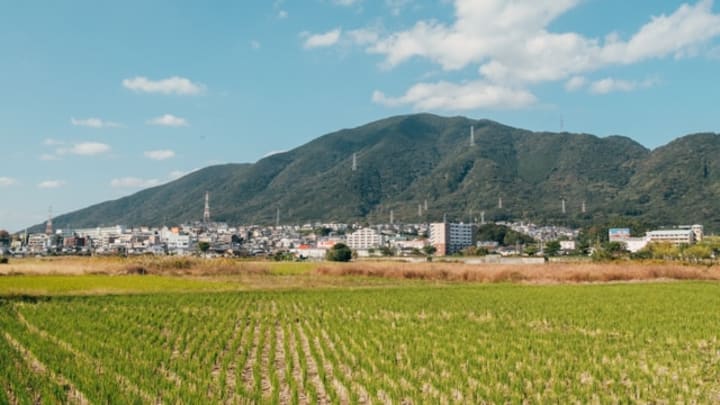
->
[0,199,708,261]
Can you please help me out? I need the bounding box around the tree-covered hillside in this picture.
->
[37,114,720,230]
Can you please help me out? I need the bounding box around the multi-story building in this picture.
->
[346,228,383,250]
[430,222,475,256]
[646,229,695,246]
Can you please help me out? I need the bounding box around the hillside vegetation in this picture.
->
[40,114,720,230]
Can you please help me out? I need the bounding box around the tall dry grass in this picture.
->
[316,261,720,284]
[0,256,270,276]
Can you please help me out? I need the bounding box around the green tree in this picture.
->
[524,245,539,256]
[0,230,9,246]
[422,245,437,256]
[684,244,712,262]
[544,240,561,257]
[198,241,211,253]
[379,246,395,257]
[326,243,352,262]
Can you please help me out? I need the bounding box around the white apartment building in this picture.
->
[646,229,695,246]
[430,222,475,256]
[346,228,383,250]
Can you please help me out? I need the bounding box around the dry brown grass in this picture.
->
[0,256,270,276]
[316,261,720,284]
[4,256,720,286]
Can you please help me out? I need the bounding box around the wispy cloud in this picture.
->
[57,142,111,156]
[43,138,65,146]
[168,168,199,180]
[147,114,189,127]
[122,76,205,95]
[110,177,162,188]
[71,117,122,128]
[332,0,361,6]
[262,150,288,158]
[302,29,342,49]
[372,80,536,110]
[37,180,66,189]
[144,150,176,160]
[39,154,60,161]
[564,76,587,92]
[0,177,17,187]
[589,77,658,94]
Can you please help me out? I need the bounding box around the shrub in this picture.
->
[326,243,352,262]
[0,256,8,264]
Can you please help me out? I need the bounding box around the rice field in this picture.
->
[1,281,719,403]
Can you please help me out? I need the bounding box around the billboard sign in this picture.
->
[608,228,631,242]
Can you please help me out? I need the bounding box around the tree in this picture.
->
[544,240,561,257]
[684,244,712,262]
[422,245,437,256]
[379,246,395,257]
[0,230,9,246]
[198,241,211,253]
[326,243,352,262]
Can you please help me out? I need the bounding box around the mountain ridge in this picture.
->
[33,113,720,231]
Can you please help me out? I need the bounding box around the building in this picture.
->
[346,228,383,250]
[559,240,576,252]
[430,222,475,256]
[646,229,695,246]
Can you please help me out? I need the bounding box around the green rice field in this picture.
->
[1,280,719,403]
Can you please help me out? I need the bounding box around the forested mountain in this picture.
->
[39,114,720,230]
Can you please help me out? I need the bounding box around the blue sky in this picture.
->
[2,0,720,232]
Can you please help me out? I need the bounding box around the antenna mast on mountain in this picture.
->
[480,211,486,225]
[276,208,280,227]
[203,192,210,223]
[582,200,587,214]
[390,210,394,225]
[498,197,503,210]
[561,198,567,215]
[418,204,423,217]
[45,206,53,235]
[470,126,475,147]
[424,199,428,211]
[352,153,357,171]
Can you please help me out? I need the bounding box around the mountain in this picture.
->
[37,114,720,231]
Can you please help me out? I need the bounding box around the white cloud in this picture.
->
[250,40,261,49]
[122,76,205,95]
[274,0,288,18]
[589,77,658,94]
[37,180,65,189]
[365,0,720,80]
[169,170,186,180]
[0,177,17,187]
[330,0,720,108]
[144,150,176,160]
[57,142,111,156]
[43,138,65,146]
[302,29,342,49]
[168,168,199,180]
[564,76,587,92]
[71,117,122,128]
[110,177,162,188]
[348,28,381,45]
[386,0,413,16]
[333,0,361,5]
[372,80,536,110]
[262,150,288,158]
[147,114,189,127]
[39,154,60,161]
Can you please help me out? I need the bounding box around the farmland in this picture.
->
[1,277,720,403]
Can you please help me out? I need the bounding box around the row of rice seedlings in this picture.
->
[0,308,68,404]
